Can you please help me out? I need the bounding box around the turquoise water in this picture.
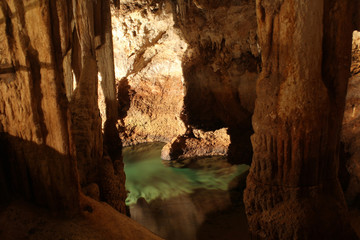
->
[123,142,249,206]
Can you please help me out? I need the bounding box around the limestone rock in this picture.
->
[351,31,360,75]
[112,1,187,146]
[244,0,357,238]
[0,0,126,214]
[170,0,259,164]
[0,0,80,212]
[112,0,259,163]
[161,128,230,160]
[342,31,360,206]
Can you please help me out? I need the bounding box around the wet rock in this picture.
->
[161,128,230,160]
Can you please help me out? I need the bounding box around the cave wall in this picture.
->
[112,0,187,146]
[0,0,80,213]
[169,0,260,164]
[111,0,241,162]
[244,0,358,238]
[114,0,260,162]
[0,0,126,214]
[342,31,360,207]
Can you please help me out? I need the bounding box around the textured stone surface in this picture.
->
[112,1,187,146]
[112,0,259,163]
[161,128,230,160]
[342,31,360,207]
[0,198,163,240]
[0,0,80,213]
[0,0,126,214]
[111,0,253,161]
[244,0,357,238]
[169,0,259,164]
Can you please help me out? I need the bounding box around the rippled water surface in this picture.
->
[123,142,251,240]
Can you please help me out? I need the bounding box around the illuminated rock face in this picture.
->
[112,1,187,146]
[112,0,259,163]
[161,128,230,160]
[243,0,358,238]
[0,0,126,214]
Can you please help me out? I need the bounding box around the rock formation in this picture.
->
[0,0,125,214]
[341,31,360,207]
[1,0,360,239]
[112,0,187,146]
[112,0,260,163]
[243,0,358,238]
[161,128,230,160]
[168,0,259,164]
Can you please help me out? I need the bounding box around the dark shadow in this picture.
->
[103,96,124,159]
[168,135,186,160]
[117,77,132,124]
[339,141,351,193]
[196,200,250,240]
[112,0,120,9]
[0,135,10,206]
[167,0,259,165]
[196,170,250,240]
[227,126,253,165]
[0,133,80,215]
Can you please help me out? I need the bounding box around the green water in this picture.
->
[123,142,249,206]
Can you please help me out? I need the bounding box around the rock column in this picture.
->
[244,0,357,238]
[0,0,126,214]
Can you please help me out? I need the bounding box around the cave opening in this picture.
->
[111,1,255,239]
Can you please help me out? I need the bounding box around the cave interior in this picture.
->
[0,0,360,239]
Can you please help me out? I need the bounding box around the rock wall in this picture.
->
[0,0,126,214]
[0,0,80,213]
[161,128,230,160]
[112,1,187,146]
[342,31,360,207]
[243,0,357,239]
[169,0,259,164]
[112,0,260,163]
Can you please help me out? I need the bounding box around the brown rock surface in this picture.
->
[112,0,252,161]
[244,0,358,238]
[112,0,260,162]
[161,128,230,160]
[0,0,126,214]
[112,1,187,146]
[0,0,80,212]
[342,31,360,207]
[169,0,259,164]
[0,197,163,240]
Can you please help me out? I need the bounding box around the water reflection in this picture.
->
[123,142,250,240]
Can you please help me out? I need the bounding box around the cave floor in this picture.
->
[0,197,162,240]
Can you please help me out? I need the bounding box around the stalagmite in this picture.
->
[244,0,358,238]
